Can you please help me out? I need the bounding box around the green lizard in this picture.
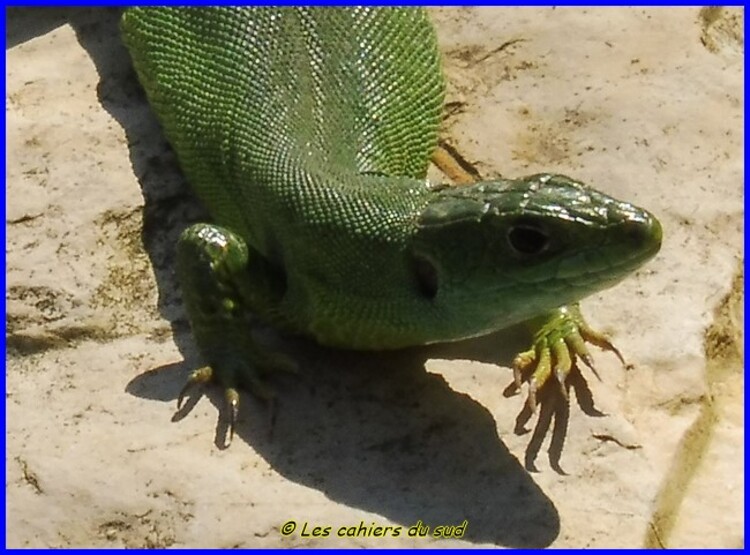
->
[121,7,662,442]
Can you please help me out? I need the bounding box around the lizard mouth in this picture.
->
[552,208,662,290]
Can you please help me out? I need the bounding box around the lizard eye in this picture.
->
[507,223,550,256]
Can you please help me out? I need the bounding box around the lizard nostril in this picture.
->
[621,212,662,253]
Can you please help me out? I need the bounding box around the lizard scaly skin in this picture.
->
[121,8,662,443]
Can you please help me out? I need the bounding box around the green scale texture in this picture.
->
[122,8,454,346]
[121,7,662,351]
[121,7,442,232]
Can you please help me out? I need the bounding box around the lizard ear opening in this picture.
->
[410,252,439,300]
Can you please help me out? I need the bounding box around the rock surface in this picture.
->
[6,7,743,548]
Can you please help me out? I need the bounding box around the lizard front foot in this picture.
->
[504,303,624,470]
[176,223,294,446]
[506,302,624,414]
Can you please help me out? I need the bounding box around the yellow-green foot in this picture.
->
[510,303,625,413]
[503,303,624,471]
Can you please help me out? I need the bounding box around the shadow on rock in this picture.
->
[132,334,561,547]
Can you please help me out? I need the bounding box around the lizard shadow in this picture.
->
[55,7,561,547]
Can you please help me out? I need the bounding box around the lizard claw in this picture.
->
[554,367,569,400]
[177,365,213,410]
[223,374,277,446]
[579,322,626,366]
[224,387,240,446]
[527,379,538,414]
[174,356,282,447]
[578,352,602,381]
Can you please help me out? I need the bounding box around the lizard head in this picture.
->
[409,173,662,325]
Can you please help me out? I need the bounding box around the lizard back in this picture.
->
[121,7,444,255]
